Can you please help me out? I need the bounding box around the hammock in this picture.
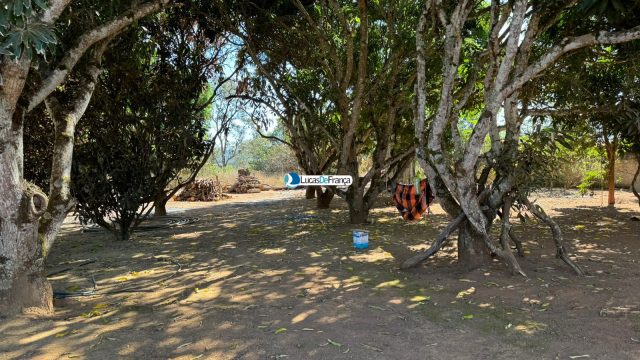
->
[393,179,434,221]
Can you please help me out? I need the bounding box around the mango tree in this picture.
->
[0,0,175,316]
[408,0,640,274]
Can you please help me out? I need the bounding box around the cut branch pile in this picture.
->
[226,169,272,193]
[175,177,229,201]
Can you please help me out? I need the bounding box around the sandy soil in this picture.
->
[1,189,639,360]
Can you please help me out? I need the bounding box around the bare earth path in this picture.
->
[1,190,639,359]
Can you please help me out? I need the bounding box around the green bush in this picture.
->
[577,168,605,195]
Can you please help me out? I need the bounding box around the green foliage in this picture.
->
[72,13,217,240]
[577,168,605,195]
[236,136,299,174]
[22,104,53,190]
[0,0,57,61]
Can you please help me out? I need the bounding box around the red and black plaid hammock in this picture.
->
[393,179,434,221]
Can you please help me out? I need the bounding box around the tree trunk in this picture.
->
[154,194,168,217]
[0,182,53,315]
[39,56,103,258]
[632,154,640,206]
[604,133,617,206]
[1,60,54,316]
[1,111,53,316]
[316,187,334,209]
[456,221,490,270]
[346,188,370,224]
[305,186,316,199]
[606,157,615,206]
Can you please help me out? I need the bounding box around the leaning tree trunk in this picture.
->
[39,52,104,257]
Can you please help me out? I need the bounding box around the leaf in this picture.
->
[274,327,287,334]
[361,343,383,352]
[456,287,476,299]
[410,295,431,302]
[327,339,342,347]
[462,314,474,320]
[93,303,108,310]
[33,0,48,11]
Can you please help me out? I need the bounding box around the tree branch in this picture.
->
[28,0,174,111]
[502,25,640,100]
[40,0,72,24]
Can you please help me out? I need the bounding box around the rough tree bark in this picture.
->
[0,60,53,315]
[410,0,640,273]
[603,130,618,206]
[0,0,172,316]
[39,42,109,258]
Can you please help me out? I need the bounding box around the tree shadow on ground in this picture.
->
[1,192,639,359]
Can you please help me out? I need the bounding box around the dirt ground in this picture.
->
[1,189,639,360]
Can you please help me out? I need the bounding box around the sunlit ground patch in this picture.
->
[514,321,547,335]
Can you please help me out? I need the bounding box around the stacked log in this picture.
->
[175,177,229,201]
[227,169,271,193]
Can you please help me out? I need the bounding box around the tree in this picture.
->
[232,67,340,206]
[218,9,341,206]
[527,41,640,206]
[408,0,640,274]
[221,0,419,219]
[235,131,300,174]
[71,13,218,240]
[212,82,250,168]
[0,0,179,316]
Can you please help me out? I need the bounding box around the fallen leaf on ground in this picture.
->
[327,339,342,347]
[456,287,476,299]
[362,343,383,352]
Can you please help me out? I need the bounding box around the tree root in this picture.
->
[509,228,525,257]
[523,197,584,276]
[496,202,524,257]
[495,196,526,276]
[401,212,466,269]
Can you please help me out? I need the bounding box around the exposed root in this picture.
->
[523,197,584,276]
[509,228,525,257]
[401,212,466,269]
[496,195,524,257]
[461,200,525,277]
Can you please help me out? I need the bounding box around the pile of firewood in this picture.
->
[226,169,273,193]
[174,177,229,201]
